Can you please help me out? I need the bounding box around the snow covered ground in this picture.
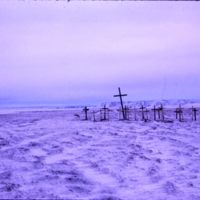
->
[0,108,200,200]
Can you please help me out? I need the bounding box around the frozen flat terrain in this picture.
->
[0,108,200,200]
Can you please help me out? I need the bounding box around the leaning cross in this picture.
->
[114,87,127,120]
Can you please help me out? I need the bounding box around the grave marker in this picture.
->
[83,106,89,120]
[192,107,198,121]
[175,105,183,122]
[114,87,127,120]
[100,105,110,121]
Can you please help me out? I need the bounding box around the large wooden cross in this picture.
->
[113,87,127,120]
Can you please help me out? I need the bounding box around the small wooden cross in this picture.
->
[100,105,110,121]
[175,105,183,122]
[192,107,198,121]
[114,87,127,120]
[83,106,89,120]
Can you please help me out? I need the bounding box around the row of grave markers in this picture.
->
[81,88,198,122]
[82,105,198,122]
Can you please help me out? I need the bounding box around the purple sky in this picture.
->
[0,1,200,105]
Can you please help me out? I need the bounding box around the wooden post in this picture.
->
[161,104,164,121]
[117,108,122,120]
[134,106,137,121]
[179,105,183,122]
[175,108,178,120]
[124,106,130,120]
[114,87,127,120]
[158,107,161,120]
[158,104,164,121]
[93,111,96,122]
[140,105,145,121]
[83,106,89,120]
[152,105,157,121]
[144,108,149,121]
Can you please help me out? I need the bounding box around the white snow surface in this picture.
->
[0,109,200,200]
